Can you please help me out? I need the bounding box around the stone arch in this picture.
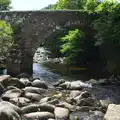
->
[0,10,94,75]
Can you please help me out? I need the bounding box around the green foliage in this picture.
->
[0,20,13,56]
[60,29,85,64]
[0,0,11,10]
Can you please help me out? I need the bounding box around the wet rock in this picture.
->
[23,87,46,94]
[104,104,120,120]
[70,90,81,98]
[10,97,31,107]
[20,78,31,86]
[39,103,55,113]
[54,107,69,119]
[2,88,22,101]
[24,92,42,101]
[21,104,39,114]
[98,79,110,85]
[24,112,54,120]
[32,79,48,89]
[87,79,98,85]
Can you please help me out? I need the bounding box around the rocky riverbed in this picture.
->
[1,73,120,120]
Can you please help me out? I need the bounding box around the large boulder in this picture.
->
[21,104,39,114]
[23,87,46,94]
[10,97,31,107]
[0,101,21,120]
[24,112,54,120]
[2,88,22,101]
[54,107,69,119]
[39,103,55,113]
[19,78,31,86]
[4,78,25,88]
[32,79,48,89]
[104,104,120,120]
[24,92,42,101]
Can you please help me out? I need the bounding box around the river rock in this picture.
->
[17,73,30,79]
[77,97,96,106]
[0,75,10,85]
[39,103,55,113]
[21,104,39,114]
[47,99,59,105]
[54,107,69,119]
[20,78,31,86]
[0,101,21,120]
[53,79,65,87]
[2,88,22,101]
[4,78,25,88]
[59,81,71,89]
[104,104,120,120]
[39,97,51,103]
[10,97,31,107]
[24,112,54,120]
[70,90,81,98]
[24,92,42,101]
[32,79,48,89]
[23,87,46,94]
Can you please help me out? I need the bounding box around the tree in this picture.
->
[93,2,120,74]
[0,20,13,57]
[0,0,11,10]
[60,29,85,65]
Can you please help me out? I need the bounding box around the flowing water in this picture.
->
[33,47,120,120]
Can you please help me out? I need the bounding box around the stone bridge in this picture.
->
[0,10,96,75]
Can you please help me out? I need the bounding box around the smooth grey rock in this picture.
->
[24,92,42,101]
[23,87,46,94]
[20,78,31,86]
[70,90,81,98]
[21,104,39,114]
[39,103,55,113]
[2,89,22,101]
[32,79,48,89]
[0,75,10,85]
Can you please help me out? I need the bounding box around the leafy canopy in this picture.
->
[0,0,11,10]
[0,20,13,56]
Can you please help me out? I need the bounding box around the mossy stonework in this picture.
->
[0,10,96,75]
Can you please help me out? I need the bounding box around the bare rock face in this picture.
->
[24,112,55,120]
[104,104,120,120]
